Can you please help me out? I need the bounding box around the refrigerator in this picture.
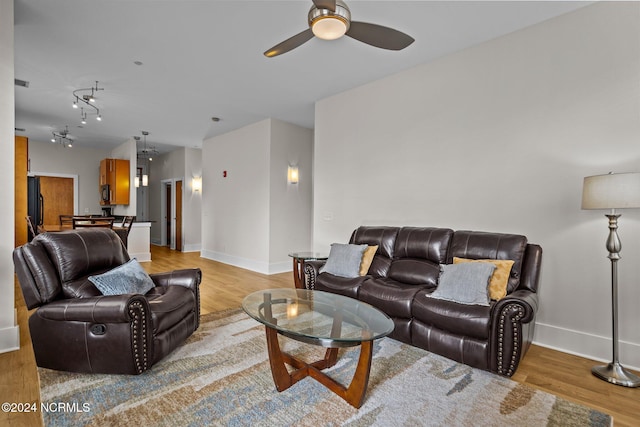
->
[27,176,43,241]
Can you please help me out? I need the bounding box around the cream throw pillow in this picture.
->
[359,245,378,276]
[453,257,515,300]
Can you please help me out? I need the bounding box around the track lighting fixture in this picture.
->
[72,81,104,124]
[51,126,74,148]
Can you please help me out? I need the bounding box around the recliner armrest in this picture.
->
[150,268,202,292]
[150,268,202,330]
[34,294,149,323]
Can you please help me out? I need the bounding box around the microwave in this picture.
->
[101,184,110,204]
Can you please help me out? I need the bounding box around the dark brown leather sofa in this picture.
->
[13,228,201,375]
[305,226,542,377]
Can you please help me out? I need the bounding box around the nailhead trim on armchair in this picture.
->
[129,300,149,374]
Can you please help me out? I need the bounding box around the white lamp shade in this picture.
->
[582,172,640,210]
[134,176,140,188]
[142,174,149,187]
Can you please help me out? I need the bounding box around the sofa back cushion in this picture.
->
[388,227,454,287]
[349,226,399,278]
[36,228,130,298]
[449,230,527,293]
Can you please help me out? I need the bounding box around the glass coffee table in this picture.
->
[242,288,394,408]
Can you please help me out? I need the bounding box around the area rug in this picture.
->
[38,309,611,427]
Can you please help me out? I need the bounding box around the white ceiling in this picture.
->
[14,0,590,154]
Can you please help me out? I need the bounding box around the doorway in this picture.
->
[160,178,183,250]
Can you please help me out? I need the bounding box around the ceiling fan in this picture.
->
[264,0,415,58]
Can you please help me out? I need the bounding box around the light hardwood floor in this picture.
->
[1,245,638,426]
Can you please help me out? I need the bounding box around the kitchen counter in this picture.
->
[128,222,151,262]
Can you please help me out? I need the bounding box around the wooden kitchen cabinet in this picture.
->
[100,158,130,205]
[15,136,28,247]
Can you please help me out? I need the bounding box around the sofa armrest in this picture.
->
[34,294,149,323]
[303,260,326,290]
[490,289,539,376]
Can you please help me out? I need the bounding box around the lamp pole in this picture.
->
[591,213,640,387]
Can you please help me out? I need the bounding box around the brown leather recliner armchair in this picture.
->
[13,228,201,375]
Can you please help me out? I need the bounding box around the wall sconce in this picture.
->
[134,176,140,188]
[192,176,202,193]
[142,174,149,187]
[287,165,299,184]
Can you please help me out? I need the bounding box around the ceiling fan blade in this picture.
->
[312,0,336,12]
[264,28,314,58]
[346,21,414,51]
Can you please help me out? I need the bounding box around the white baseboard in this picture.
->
[182,243,201,253]
[0,319,20,354]
[200,250,292,276]
[534,322,640,371]
[268,261,291,275]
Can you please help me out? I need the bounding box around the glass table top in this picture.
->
[242,288,394,348]
[288,252,328,260]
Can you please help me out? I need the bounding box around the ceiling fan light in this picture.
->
[312,17,348,40]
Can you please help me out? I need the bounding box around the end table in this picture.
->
[288,252,328,289]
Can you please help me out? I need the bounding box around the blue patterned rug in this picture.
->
[38,309,611,426]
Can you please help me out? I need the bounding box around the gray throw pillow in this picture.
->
[89,259,155,296]
[319,243,368,278]
[428,262,496,306]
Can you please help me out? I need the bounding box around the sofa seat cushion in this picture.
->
[412,290,491,340]
[359,278,428,319]
[315,273,367,299]
[146,285,196,334]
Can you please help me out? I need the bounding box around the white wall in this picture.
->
[202,120,271,271]
[0,0,19,353]
[269,120,313,271]
[29,141,110,214]
[314,2,640,369]
[201,119,313,274]
[183,147,202,252]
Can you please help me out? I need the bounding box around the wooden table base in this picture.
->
[264,326,373,408]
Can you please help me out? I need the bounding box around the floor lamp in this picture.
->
[581,171,640,387]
